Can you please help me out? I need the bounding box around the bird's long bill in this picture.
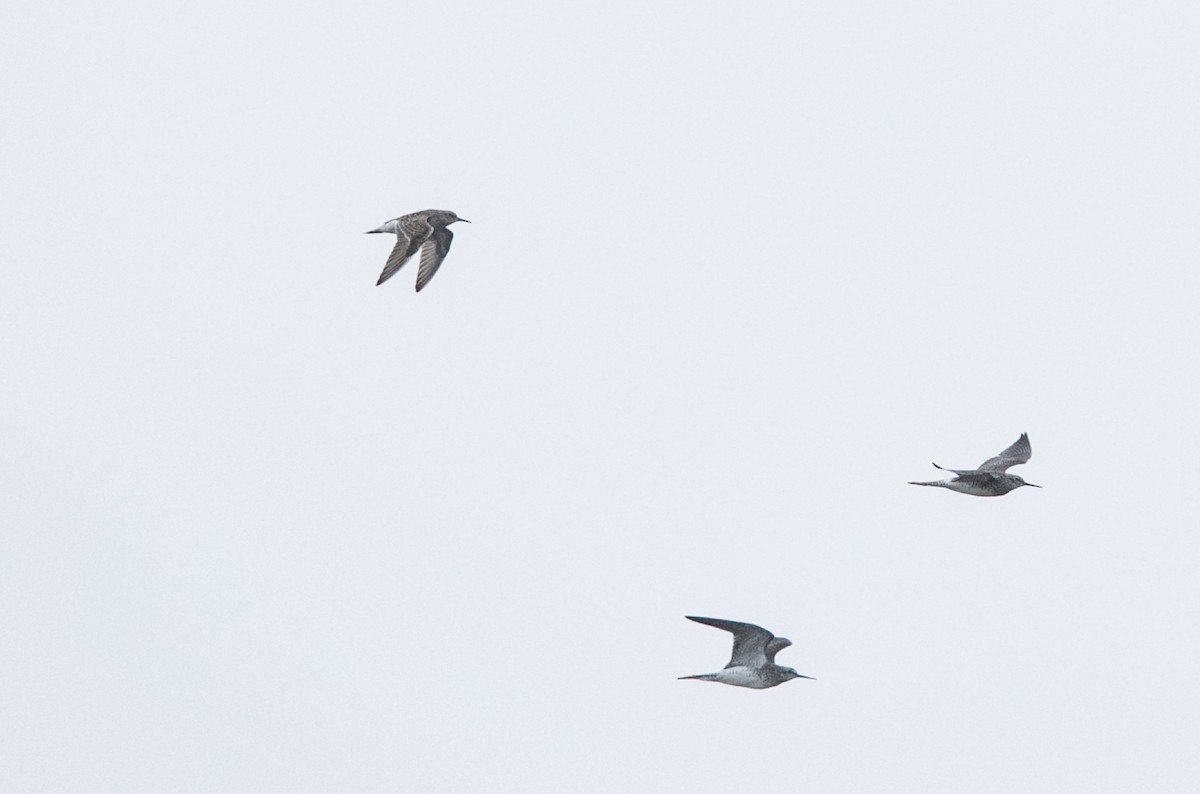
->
[1027,483,1043,488]
[459,219,472,223]
[798,674,817,680]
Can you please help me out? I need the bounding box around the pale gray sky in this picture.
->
[3,0,1199,791]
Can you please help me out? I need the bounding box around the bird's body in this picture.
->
[679,616,814,690]
[679,665,791,689]
[366,209,469,292]
[909,433,1041,496]
[914,471,1027,497]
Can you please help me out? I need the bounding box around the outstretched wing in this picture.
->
[764,636,792,664]
[932,462,978,476]
[948,472,1005,492]
[978,433,1032,472]
[415,226,454,292]
[686,616,774,669]
[376,230,426,286]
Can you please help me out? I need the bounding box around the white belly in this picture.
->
[713,666,771,688]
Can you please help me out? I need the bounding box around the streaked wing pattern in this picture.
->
[376,232,426,286]
[686,616,774,668]
[764,636,792,664]
[951,472,1003,488]
[400,213,434,238]
[415,226,454,292]
[977,433,1032,472]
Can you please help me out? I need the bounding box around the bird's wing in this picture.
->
[685,616,774,669]
[932,462,978,476]
[764,636,792,664]
[977,433,1032,472]
[376,230,426,286]
[950,472,1003,488]
[415,226,454,292]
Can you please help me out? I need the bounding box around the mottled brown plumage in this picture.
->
[366,209,469,292]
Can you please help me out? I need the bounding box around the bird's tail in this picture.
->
[366,219,401,234]
[908,480,941,487]
[678,673,720,682]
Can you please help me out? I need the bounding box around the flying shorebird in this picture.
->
[909,432,1041,496]
[366,209,469,292]
[678,616,815,689]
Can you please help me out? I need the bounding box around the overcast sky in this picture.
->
[3,0,1200,791]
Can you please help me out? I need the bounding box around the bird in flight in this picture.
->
[679,616,815,689]
[909,432,1041,496]
[366,209,469,292]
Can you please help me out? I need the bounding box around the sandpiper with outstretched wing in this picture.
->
[366,209,469,292]
[679,616,815,689]
[909,433,1041,496]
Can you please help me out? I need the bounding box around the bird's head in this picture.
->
[436,210,470,225]
[1009,474,1041,489]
